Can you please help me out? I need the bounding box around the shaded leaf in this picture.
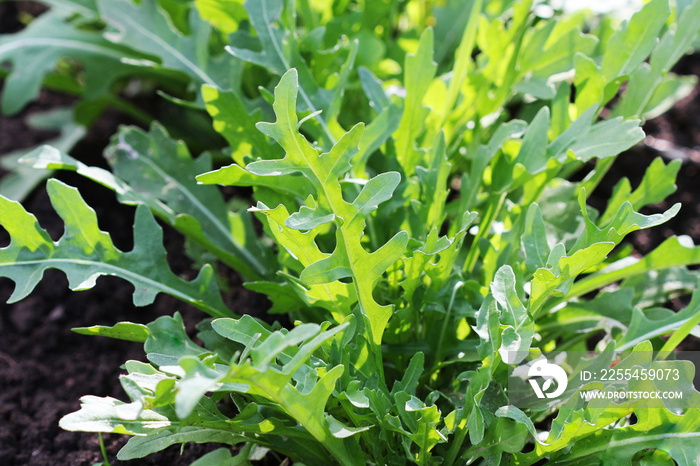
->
[0,12,144,114]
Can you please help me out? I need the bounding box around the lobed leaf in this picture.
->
[559,409,700,466]
[567,235,700,302]
[491,265,534,364]
[0,179,230,318]
[118,427,246,460]
[59,396,171,435]
[394,28,437,176]
[246,70,408,345]
[23,123,271,279]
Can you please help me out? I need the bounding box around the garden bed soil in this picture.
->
[1,3,700,464]
[0,89,267,464]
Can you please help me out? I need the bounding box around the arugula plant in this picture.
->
[2,0,700,464]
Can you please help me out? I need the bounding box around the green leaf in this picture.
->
[414,133,451,230]
[59,396,171,435]
[202,85,276,162]
[210,314,272,349]
[521,204,550,273]
[352,102,403,176]
[611,4,700,119]
[566,235,700,303]
[491,266,534,364]
[394,392,446,459]
[599,157,681,226]
[73,322,150,342]
[0,108,85,201]
[286,204,335,231]
[392,352,424,396]
[461,416,528,465]
[359,67,390,112]
[104,124,270,278]
[327,415,373,439]
[622,267,699,308]
[394,28,437,175]
[641,73,697,120]
[433,0,481,64]
[0,12,144,114]
[530,242,616,315]
[197,163,311,199]
[40,0,99,17]
[174,356,227,418]
[538,345,700,463]
[538,289,634,337]
[248,203,356,321]
[473,296,501,360]
[249,69,408,345]
[459,120,527,211]
[514,106,549,174]
[616,310,686,351]
[514,76,555,99]
[520,16,597,78]
[616,285,700,351]
[212,319,361,465]
[576,188,680,250]
[0,180,230,318]
[600,0,670,82]
[23,123,271,279]
[189,448,237,466]
[195,0,247,34]
[558,409,700,466]
[225,0,288,75]
[572,52,606,115]
[519,342,700,464]
[145,313,210,366]
[227,0,336,143]
[494,405,538,439]
[566,117,644,163]
[118,427,246,460]
[99,0,231,90]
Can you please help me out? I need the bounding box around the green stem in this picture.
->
[463,192,506,273]
[434,281,464,372]
[445,416,468,465]
[283,404,355,465]
[554,332,590,352]
[451,122,482,227]
[105,96,153,126]
[247,381,357,465]
[579,157,615,199]
[656,304,700,361]
[98,433,111,466]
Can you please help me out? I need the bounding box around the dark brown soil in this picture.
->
[1,2,266,458]
[0,87,269,464]
[0,89,241,464]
